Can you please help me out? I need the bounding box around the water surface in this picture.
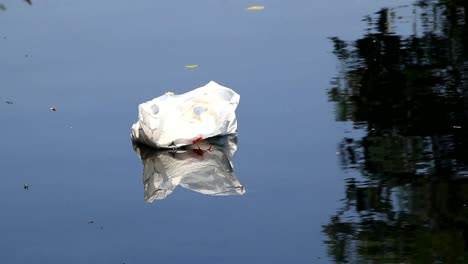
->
[325,1,468,263]
[2,0,463,263]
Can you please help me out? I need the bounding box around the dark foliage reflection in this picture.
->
[0,0,31,12]
[325,0,468,263]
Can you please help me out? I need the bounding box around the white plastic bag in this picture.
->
[131,81,239,148]
[133,136,245,202]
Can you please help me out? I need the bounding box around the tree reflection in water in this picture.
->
[0,0,31,11]
[325,0,468,263]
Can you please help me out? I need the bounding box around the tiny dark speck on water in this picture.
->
[5,101,13,104]
[88,221,94,224]
[24,184,29,190]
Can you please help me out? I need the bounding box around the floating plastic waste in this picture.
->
[133,135,245,202]
[131,81,239,148]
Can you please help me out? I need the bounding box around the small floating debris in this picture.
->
[185,64,199,69]
[246,6,265,10]
[24,184,29,190]
[88,220,94,224]
[165,91,175,96]
[4,101,13,104]
[49,106,56,111]
[453,125,462,129]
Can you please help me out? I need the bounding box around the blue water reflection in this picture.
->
[0,0,411,263]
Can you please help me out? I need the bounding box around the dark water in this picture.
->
[326,1,468,263]
[0,0,467,263]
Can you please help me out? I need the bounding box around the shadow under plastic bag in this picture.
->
[132,135,245,203]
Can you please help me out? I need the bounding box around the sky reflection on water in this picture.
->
[0,0,427,263]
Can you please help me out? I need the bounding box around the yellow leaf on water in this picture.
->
[185,64,199,69]
[246,6,265,10]
[165,91,175,95]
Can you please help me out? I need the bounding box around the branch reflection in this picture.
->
[325,1,468,262]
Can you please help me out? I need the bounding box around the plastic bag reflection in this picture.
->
[133,135,245,203]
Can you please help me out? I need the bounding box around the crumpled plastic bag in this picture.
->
[132,135,245,202]
[131,81,239,148]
